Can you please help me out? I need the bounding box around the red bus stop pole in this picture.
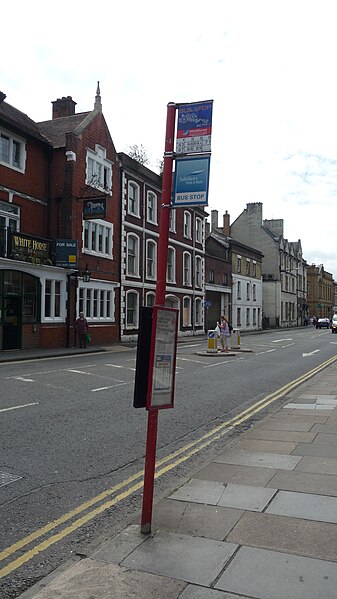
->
[141,102,176,534]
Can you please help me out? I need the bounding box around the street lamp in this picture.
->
[82,264,91,283]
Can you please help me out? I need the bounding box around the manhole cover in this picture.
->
[0,471,22,488]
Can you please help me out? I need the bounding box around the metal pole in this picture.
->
[140,103,176,534]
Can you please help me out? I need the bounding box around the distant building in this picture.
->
[307,264,334,320]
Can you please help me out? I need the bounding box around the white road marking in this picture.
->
[67,369,93,375]
[105,364,136,372]
[92,382,131,392]
[14,376,35,382]
[272,338,292,343]
[176,357,208,364]
[256,349,278,355]
[302,350,320,357]
[178,343,201,348]
[0,402,38,413]
[204,361,234,368]
[282,343,295,348]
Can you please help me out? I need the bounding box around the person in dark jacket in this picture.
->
[75,312,89,348]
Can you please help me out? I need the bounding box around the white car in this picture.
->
[316,318,330,329]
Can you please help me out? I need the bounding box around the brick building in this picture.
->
[119,152,207,339]
[307,264,334,320]
[0,85,120,351]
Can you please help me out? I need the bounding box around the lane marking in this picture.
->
[13,377,35,382]
[0,402,38,413]
[91,382,130,392]
[178,343,201,348]
[66,369,93,375]
[2,353,337,576]
[272,338,292,343]
[204,361,234,368]
[177,357,208,364]
[105,364,136,372]
[302,350,320,357]
[256,349,278,355]
[282,343,295,348]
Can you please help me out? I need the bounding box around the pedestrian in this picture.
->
[75,312,89,348]
[217,315,231,353]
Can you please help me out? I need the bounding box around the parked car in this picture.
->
[316,318,330,329]
[331,315,337,333]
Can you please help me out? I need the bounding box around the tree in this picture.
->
[127,144,150,166]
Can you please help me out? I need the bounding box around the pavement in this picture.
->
[4,335,337,598]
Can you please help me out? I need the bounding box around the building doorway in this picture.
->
[3,296,21,350]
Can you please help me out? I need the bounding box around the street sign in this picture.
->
[147,306,178,410]
[172,156,211,207]
[176,101,213,154]
[204,300,212,308]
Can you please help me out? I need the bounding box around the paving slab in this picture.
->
[122,531,238,587]
[292,442,337,459]
[215,546,337,599]
[254,419,314,432]
[180,585,250,599]
[266,490,337,523]
[218,483,277,511]
[153,498,243,541]
[169,479,225,505]
[194,463,277,486]
[29,559,187,599]
[312,432,337,445]
[243,428,316,443]
[215,449,302,470]
[295,455,337,475]
[226,511,337,562]
[233,439,297,454]
[274,413,329,422]
[92,525,147,564]
[267,469,337,496]
[300,394,337,401]
[310,423,337,433]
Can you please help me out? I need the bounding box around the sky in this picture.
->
[2,1,337,277]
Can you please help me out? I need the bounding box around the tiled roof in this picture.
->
[37,112,90,148]
[0,100,50,144]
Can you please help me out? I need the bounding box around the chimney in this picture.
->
[52,96,77,119]
[223,210,230,236]
[211,209,219,231]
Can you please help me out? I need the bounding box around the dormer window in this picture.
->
[0,129,26,172]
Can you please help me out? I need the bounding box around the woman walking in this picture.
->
[75,312,89,348]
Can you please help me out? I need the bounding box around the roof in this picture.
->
[37,112,91,148]
[0,100,51,145]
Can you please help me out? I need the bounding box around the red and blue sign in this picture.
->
[176,101,213,154]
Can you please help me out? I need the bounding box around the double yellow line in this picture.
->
[1,354,337,578]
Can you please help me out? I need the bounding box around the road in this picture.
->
[1,326,337,597]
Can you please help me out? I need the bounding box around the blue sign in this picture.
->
[204,300,212,309]
[176,101,213,154]
[172,156,211,207]
[55,239,78,268]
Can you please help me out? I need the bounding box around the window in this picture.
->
[184,211,192,238]
[195,218,202,244]
[146,240,157,279]
[0,129,25,172]
[246,259,250,275]
[128,181,140,216]
[195,256,202,288]
[246,283,250,301]
[165,295,179,310]
[237,256,241,273]
[246,308,250,326]
[42,278,65,320]
[127,234,140,276]
[252,261,256,276]
[253,284,256,301]
[167,246,176,283]
[0,201,20,258]
[237,281,241,300]
[86,145,112,194]
[147,191,157,224]
[209,270,214,283]
[126,291,139,327]
[223,273,228,286]
[83,219,113,258]
[169,209,176,232]
[183,296,191,326]
[237,307,241,327]
[195,298,202,325]
[183,252,191,286]
[253,308,257,325]
[146,292,155,307]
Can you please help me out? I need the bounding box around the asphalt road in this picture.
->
[1,326,337,597]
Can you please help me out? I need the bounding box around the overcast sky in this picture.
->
[2,1,337,277]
